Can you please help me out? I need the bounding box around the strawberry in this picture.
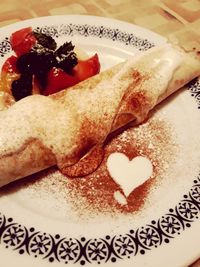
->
[73,53,100,82]
[10,27,36,56]
[2,55,18,73]
[43,67,79,96]
[43,54,100,96]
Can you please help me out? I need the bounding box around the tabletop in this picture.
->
[0,0,200,266]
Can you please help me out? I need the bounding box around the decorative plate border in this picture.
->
[0,23,155,58]
[0,174,199,265]
[0,23,200,265]
[188,79,200,109]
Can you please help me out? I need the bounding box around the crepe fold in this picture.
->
[0,44,199,187]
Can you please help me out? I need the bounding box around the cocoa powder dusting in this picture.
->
[11,116,177,220]
[66,117,177,216]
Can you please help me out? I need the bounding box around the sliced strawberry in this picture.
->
[2,55,18,73]
[10,27,36,56]
[43,67,79,96]
[73,53,100,82]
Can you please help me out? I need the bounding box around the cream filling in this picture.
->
[136,45,183,99]
[152,47,183,90]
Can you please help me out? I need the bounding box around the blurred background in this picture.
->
[0,0,200,53]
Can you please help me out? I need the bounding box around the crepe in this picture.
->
[0,43,199,187]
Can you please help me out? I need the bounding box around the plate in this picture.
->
[0,15,200,267]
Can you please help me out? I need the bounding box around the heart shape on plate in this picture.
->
[107,152,153,197]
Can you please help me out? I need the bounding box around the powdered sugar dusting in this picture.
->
[7,115,178,222]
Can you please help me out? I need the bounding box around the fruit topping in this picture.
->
[55,42,78,73]
[33,31,57,51]
[2,55,18,73]
[0,56,20,95]
[1,27,101,101]
[16,51,56,75]
[10,27,36,56]
[16,51,57,89]
[43,67,79,96]
[73,53,100,81]
[11,73,33,101]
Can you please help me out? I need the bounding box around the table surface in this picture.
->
[0,0,200,266]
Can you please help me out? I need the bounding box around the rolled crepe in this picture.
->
[0,43,199,187]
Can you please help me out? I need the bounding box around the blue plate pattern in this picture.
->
[0,23,155,58]
[0,174,199,265]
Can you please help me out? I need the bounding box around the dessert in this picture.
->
[0,43,199,188]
